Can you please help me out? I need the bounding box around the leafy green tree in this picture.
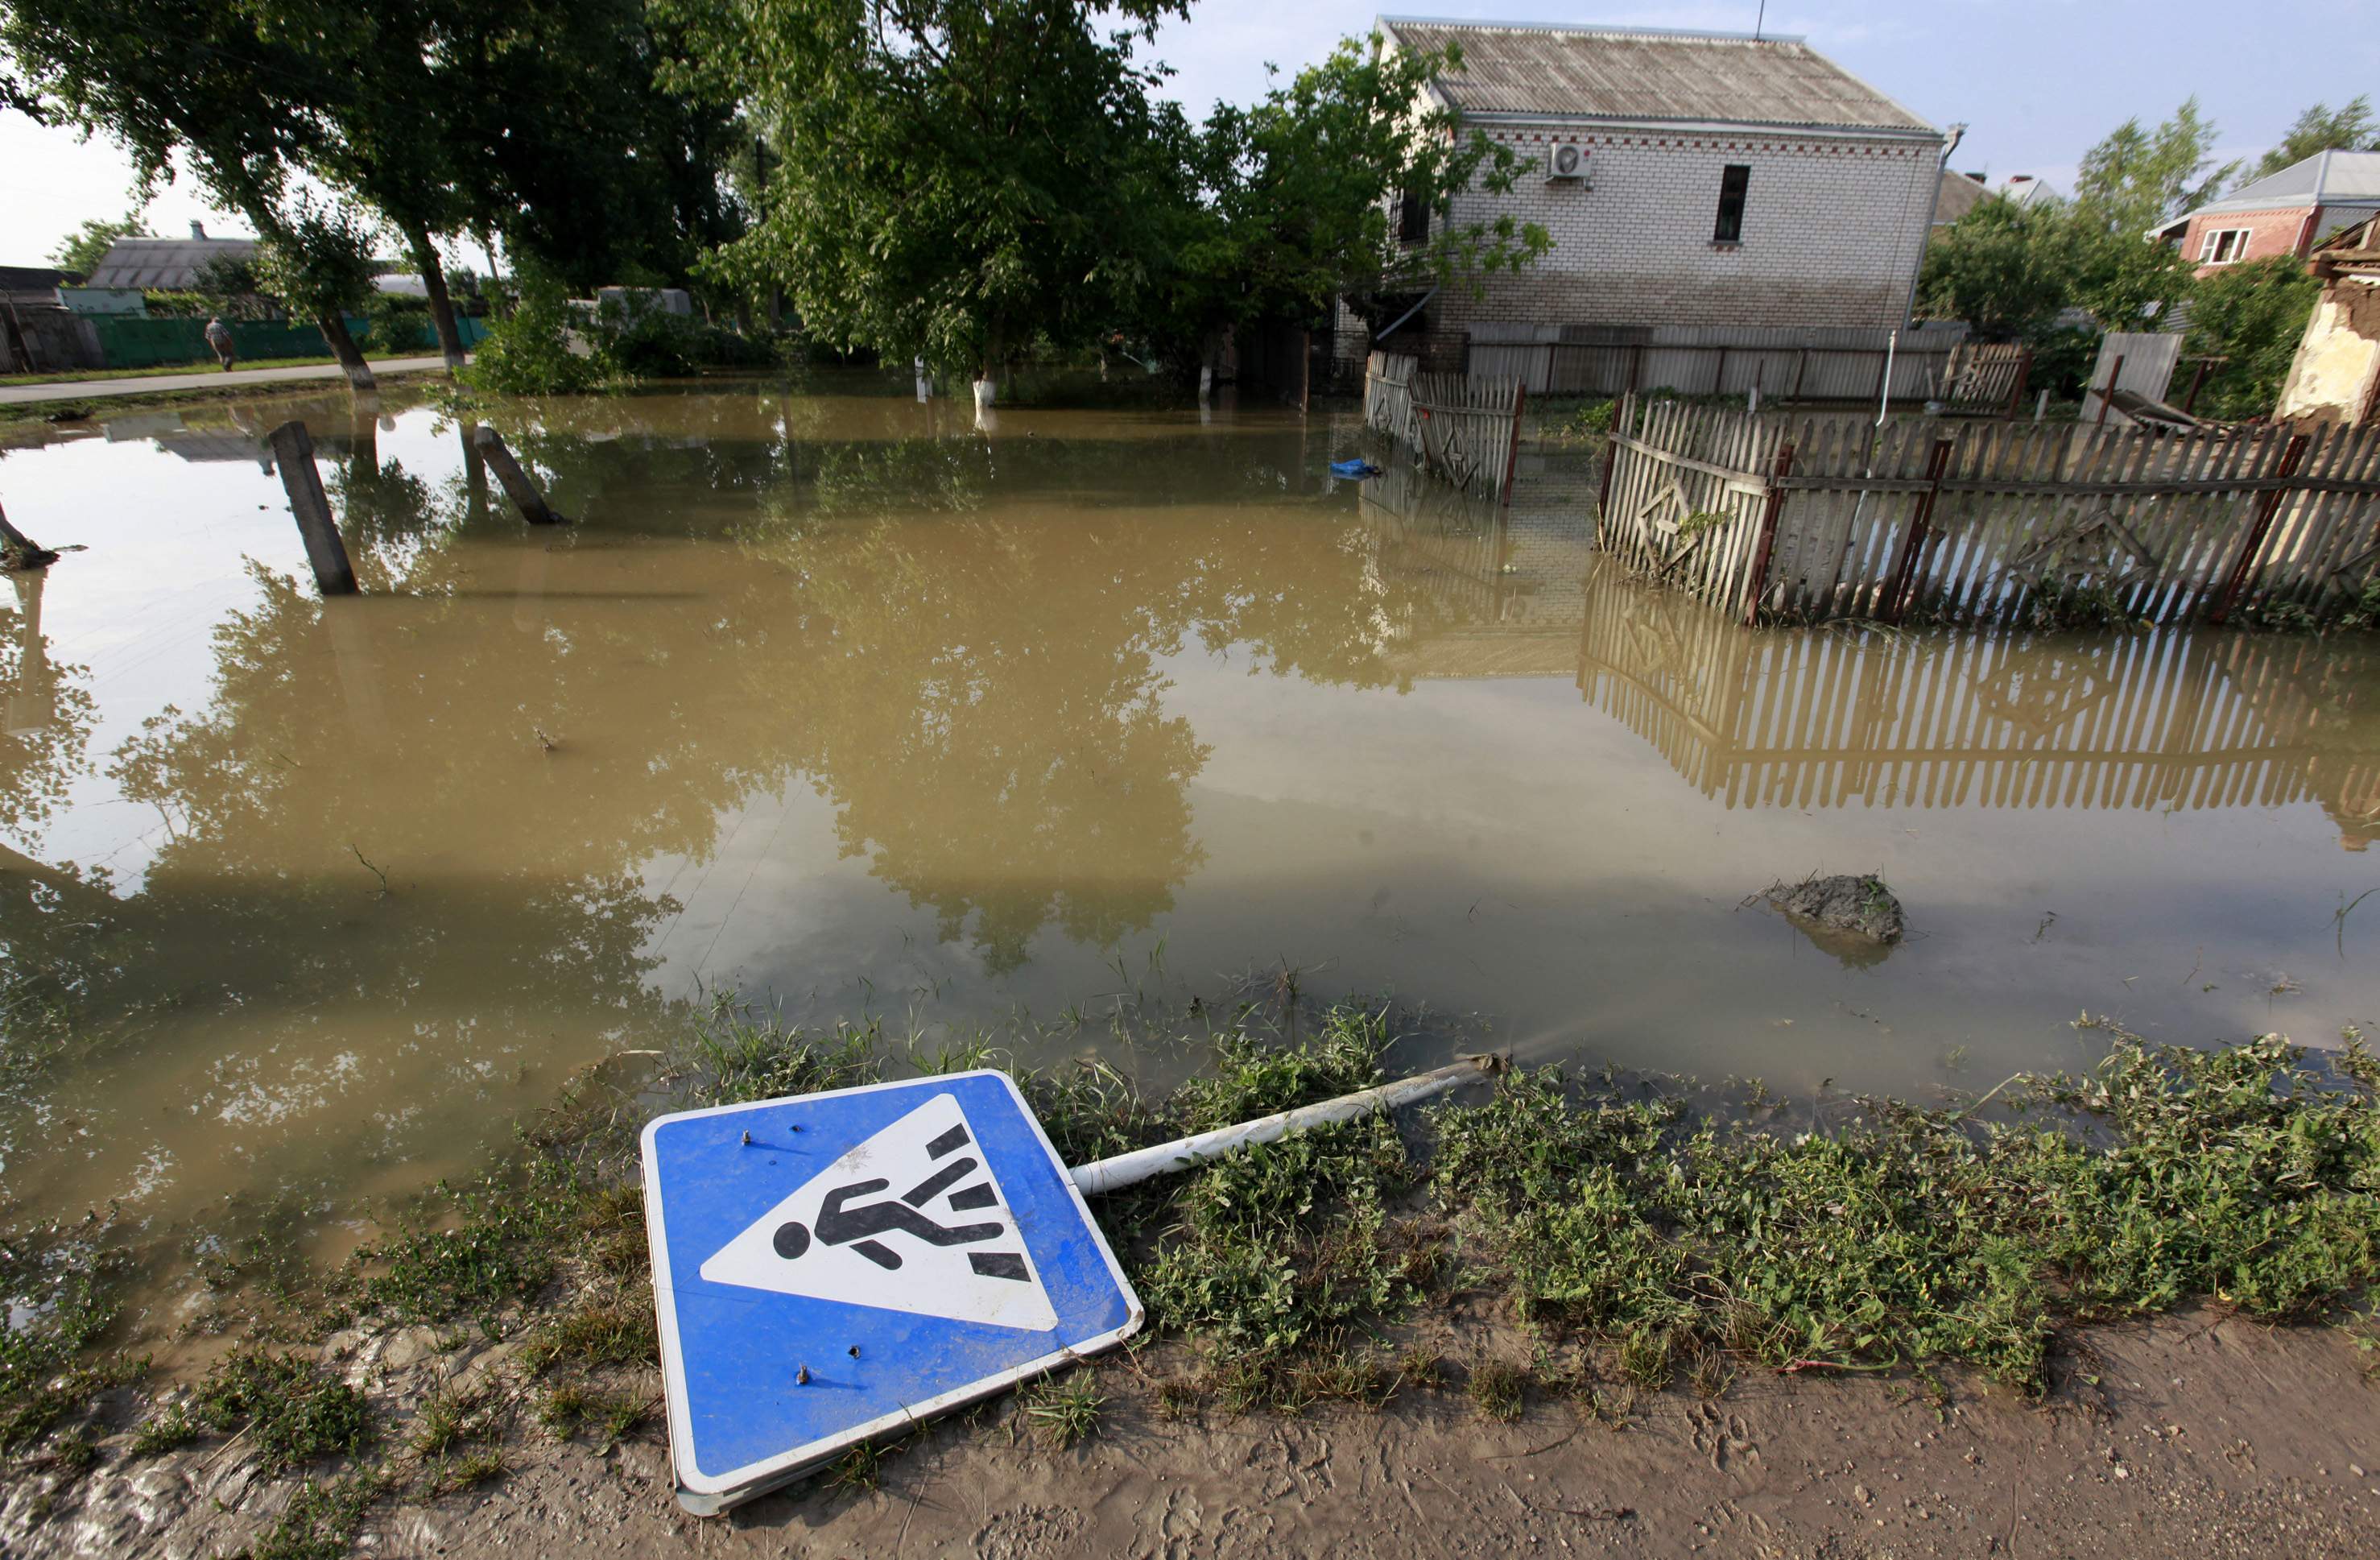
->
[0,0,382,386]
[2243,97,2379,184]
[251,200,384,383]
[1918,198,2078,341]
[1160,35,1547,371]
[46,211,147,278]
[2074,97,2237,234]
[2183,254,2321,420]
[659,0,1184,385]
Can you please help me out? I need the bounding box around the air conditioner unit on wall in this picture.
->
[1547,142,1587,183]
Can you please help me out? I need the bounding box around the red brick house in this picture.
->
[2151,150,2380,273]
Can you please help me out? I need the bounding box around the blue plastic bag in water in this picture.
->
[1328,458,1382,478]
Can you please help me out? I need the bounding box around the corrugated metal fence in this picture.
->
[1600,397,2380,625]
[1467,323,1971,403]
[85,314,491,369]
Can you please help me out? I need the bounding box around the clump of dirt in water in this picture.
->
[1763,873,1905,945]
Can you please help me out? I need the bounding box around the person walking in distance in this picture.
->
[205,317,235,373]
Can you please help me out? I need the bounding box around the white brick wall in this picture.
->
[1396,123,1942,366]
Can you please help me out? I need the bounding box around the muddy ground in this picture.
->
[14,1306,2377,1559]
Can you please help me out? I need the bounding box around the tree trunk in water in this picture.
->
[404,228,467,373]
[316,312,378,391]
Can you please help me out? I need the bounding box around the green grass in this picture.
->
[424,1446,506,1496]
[128,1401,200,1458]
[536,1382,647,1448]
[1466,1358,1525,1421]
[192,1347,370,1475]
[248,1472,385,1560]
[1432,1027,2380,1393]
[0,1224,142,1455]
[519,1300,657,1376]
[1016,1372,1103,1448]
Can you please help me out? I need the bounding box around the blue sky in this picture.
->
[5,0,2374,264]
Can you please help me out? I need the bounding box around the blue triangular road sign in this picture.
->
[641,1070,1141,1510]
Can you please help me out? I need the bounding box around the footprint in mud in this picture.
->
[1688,1403,1760,1474]
[1155,1488,1279,1560]
[974,1504,1085,1558]
[1242,1425,1337,1500]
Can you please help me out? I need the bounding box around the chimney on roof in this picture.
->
[190,221,206,239]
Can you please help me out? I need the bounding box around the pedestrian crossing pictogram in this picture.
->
[697,1091,1059,1330]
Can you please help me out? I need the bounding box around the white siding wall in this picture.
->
[1400,122,1940,365]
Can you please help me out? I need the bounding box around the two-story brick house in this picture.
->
[1357,19,1945,370]
[2151,151,2380,274]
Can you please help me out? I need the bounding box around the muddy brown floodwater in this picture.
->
[2,371,2378,1317]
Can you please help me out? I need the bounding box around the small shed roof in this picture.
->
[83,236,260,291]
[0,266,77,293]
[1378,18,1935,136]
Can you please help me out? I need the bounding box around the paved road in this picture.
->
[0,355,455,406]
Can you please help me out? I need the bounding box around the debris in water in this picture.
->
[1762,874,1905,944]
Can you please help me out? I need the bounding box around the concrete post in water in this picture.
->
[0,500,57,570]
[473,425,565,524]
[267,421,358,596]
[6,569,54,734]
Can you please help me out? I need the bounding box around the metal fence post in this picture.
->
[1741,440,1798,625]
[1596,394,1630,545]
[2209,432,2312,624]
[1884,438,1956,623]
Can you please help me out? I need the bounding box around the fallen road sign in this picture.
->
[641,1070,1140,1512]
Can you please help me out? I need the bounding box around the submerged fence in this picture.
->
[1599,397,2380,625]
[1362,351,1524,503]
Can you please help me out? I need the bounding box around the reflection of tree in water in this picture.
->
[0,571,97,850]
[0,403,1535,1245]
[740,427,1500,968]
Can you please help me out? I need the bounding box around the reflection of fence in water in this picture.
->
[1359,456,1597,661]
[1575,564,2380,840]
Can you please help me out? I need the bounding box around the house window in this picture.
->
[1713,164,1750,244]
[1398,188,1430,246]
[2198,227,2251,264]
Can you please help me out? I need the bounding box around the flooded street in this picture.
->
[2,372,2378,1298]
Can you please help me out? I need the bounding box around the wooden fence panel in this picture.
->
[1599,406,2380,625]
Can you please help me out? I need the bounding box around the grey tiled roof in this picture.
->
[1380,19,1934,134]
[83,237,260,291]
[2181,150,2380,218]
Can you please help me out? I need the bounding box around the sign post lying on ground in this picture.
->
[642,1056,1493,1513]
[643,1071,1138,1514]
